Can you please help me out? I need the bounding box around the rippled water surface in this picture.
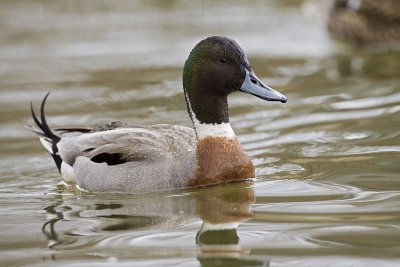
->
[1,1,399,266]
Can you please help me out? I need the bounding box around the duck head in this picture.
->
[183,36,287,135]
[183,37,287,186]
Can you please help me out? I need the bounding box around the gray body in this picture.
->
[57,124,196,193]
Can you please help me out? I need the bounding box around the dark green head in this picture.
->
[183,36,287,125]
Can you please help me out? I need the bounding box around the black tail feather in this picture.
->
[31,93,62,172]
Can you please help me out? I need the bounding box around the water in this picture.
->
[1,1,399,266]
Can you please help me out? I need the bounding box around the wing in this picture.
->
[57,124,197,193]
[58,124,196,166]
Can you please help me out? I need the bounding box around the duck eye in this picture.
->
[219,57,227,64]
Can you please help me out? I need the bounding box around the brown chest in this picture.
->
[187,136,255,188]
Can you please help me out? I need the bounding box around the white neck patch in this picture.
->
[194,119,235,139]
[184,89,236,140]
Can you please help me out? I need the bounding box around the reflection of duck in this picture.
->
[30,36,287,194]
[195,185,269,267]
[41,201,64,249]
[41,183,268,265]
[327,0,400,46]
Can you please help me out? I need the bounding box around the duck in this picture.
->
[30,36,287,194]
[327,0,400,46]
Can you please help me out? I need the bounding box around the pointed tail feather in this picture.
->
[30,93,62,172]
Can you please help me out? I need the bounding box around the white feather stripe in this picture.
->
[184,88,236,139]
[61,162,76,184]
[39,137,53,154]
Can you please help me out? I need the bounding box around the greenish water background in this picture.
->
[0,1,399,266]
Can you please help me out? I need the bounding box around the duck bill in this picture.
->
[240,69,287,103]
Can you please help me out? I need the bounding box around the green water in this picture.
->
[0,1,399,266]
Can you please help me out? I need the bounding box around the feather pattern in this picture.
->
[30,94,197,193]
[54,124,197,192]
[64,124,197,193]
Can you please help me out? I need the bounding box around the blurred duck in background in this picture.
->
[327,0,400,47]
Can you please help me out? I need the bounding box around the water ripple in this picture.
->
[331,92,400,110]
[256,105,400,131]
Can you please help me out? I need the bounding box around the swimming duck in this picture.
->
[30,36,287,194]
[327,0,400,46]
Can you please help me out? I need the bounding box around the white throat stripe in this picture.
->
[184,88,236,139]
[195,120,235,139]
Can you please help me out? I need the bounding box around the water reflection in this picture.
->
[327,50,400,80]
[42,201,64,249]
[196,184,268,266]
[40,183,270,265]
